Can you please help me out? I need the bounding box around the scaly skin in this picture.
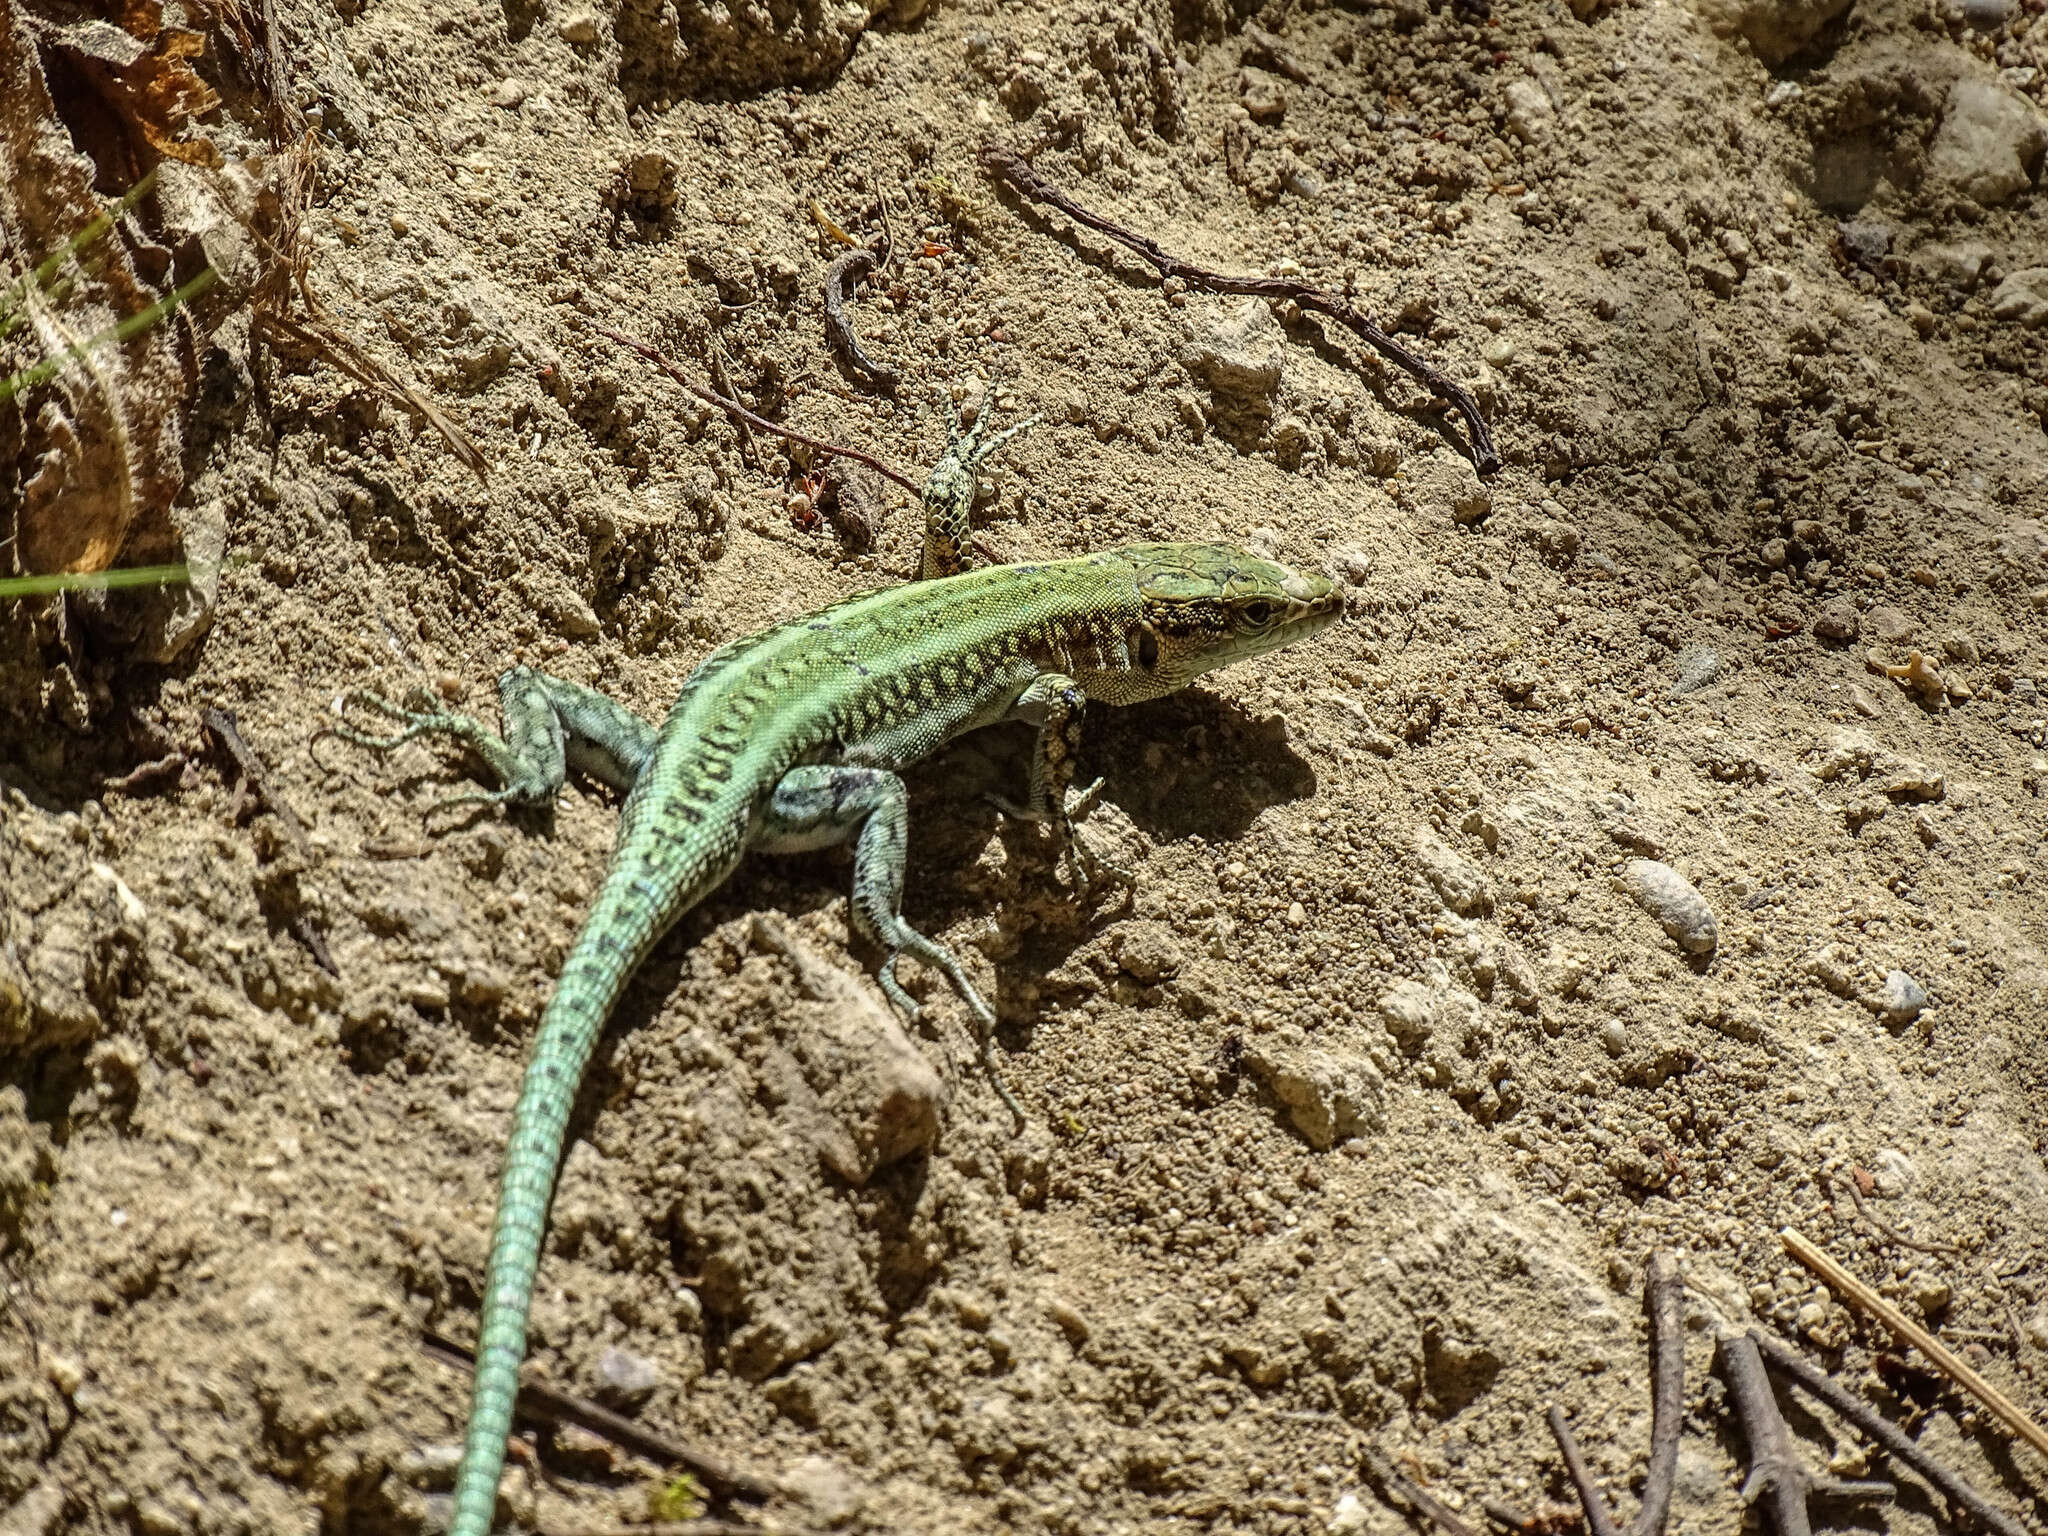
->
[329,414,1340,1534]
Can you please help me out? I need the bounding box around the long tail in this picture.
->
[445,852,712,1536]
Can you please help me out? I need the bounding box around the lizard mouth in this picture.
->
[1278,566,1344,632]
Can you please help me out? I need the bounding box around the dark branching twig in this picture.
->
[1542,1250,1679,1536]
[1634,1252,1684,1536]
[596,327,919,495]
[1361,1445,1483,1536]
[1783,1228,2048,1460]
[980,142,1501,478]
[420,1332,784,1502]
[202,707,337,977]
[1717,1333,1894,1536]
[822,249,899,389]
[1546,1407,1624,1536]
[1748,1328,2028,1536]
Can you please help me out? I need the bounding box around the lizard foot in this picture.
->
[878,930,1025,1131]
[320,689,531,817]
[986,778,1136,900]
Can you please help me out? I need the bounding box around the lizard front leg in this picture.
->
[323,665,655,812]
[917,402,1040,580]
[758,764,1023,1125]
[989,672,1135,899]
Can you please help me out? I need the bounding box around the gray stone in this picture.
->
[595,1345,660,1411]
[1878,969,1928,1026]
[1838,220,1890,269]
[1668,645,1725,696]
[1623,859,1719,955]
[1928,80,2048,204]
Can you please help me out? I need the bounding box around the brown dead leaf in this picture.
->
[35,0,223,175]
[0,8,189,580]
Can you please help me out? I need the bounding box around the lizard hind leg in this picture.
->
[323,665,655,815]
[759,764,1025,1126]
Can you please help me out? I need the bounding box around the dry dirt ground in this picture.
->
[6,0,2048,1531]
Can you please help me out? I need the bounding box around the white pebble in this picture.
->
[1622,859,1718,954]
[1878,969,1928,1025]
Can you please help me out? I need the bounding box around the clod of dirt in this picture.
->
[1926,79,2048,204]
[1990,268,2048,327]
[1182,298,1286,420]
[1414,829,1490,916]
[1246,1032,1386,1150]
[618,0,889,104]
[1690,0,1853,63]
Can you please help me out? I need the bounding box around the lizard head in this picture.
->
[1109,542,1341,698]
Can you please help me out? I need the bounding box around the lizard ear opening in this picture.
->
[1134,623,1160,670]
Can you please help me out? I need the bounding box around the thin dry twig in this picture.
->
[419,1332,785,1502]
[1634,1251,1684,1536]
[822,248,898,388]
[203,707,310,856]
[1545,1406,1624,1536]
[980,142,1501,477]
[1747,1328,2029,1536]
[595,327,920,495]
[1361,1445,1483,1536]
[1831,1171,1966,1257]
[101,752,187,795]
[261,308,488,480]
[233,135,488,481]
[202,707,337,977]
[1717,1332,1895,1536]
[1782,1227,2048,1460]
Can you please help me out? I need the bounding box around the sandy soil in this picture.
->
[5,0,2048,1531]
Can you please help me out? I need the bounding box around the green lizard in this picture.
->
[330,407,1340,1535]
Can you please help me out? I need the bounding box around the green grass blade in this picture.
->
[0,171,158,337]
[0,265,216,406]
[0,564,191,600]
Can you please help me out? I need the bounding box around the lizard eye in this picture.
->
[1242,601,1275,627]
[1134,624,1160,669]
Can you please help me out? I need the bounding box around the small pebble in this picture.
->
[1960,0,2008,30]
[1599,1018,1628,1055]
[398,1444,466,1489]
[1623,859,1719,955]
[1668,645,1724,696]
[1812,600,1858,643]
[1878,969,1928,1026]
[595,1345,661,1411]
